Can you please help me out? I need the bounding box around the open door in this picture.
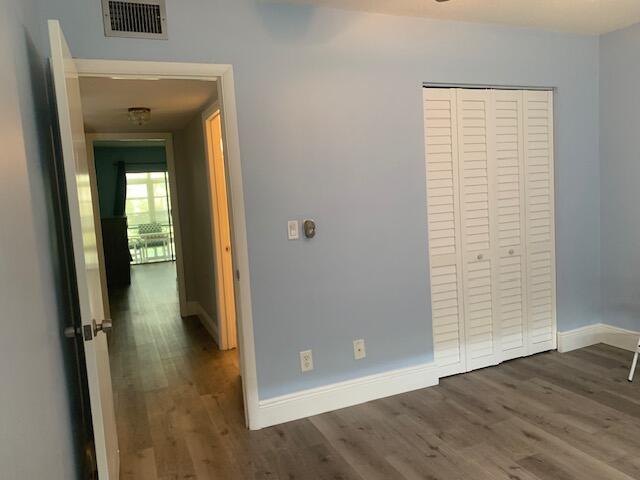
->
[204,107,238,350]
[49,20,119,479]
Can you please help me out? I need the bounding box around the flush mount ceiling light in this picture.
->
[128,107,151,126]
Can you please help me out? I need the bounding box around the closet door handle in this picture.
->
[476,254,483,260]
[508,249,514,255]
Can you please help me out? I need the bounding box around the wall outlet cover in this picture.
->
[300,349,313,372]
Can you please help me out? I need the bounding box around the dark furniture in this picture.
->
[101,216,131,287]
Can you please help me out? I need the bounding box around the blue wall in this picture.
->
[600,24,640,331]
[1,0,79,477]
[41,0,602,399]
[93,146,167,218]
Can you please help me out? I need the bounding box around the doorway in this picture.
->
[80,78,246,477]
[79,74,254,478]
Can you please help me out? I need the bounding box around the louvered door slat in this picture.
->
[492,90,528,361]
[424,88,466,377]
[456,89,500,371]
[524,90,557,354]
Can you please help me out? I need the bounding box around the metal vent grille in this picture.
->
[102,0,167,39]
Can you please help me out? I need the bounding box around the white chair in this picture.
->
[629,336,640,382]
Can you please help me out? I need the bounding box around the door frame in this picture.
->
[85,132,187,318]
[76,59,259,429]
[202,102,238,350]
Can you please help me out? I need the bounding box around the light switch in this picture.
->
[288,220,299,240]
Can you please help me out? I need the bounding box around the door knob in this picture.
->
[93,319,113,336]
[477,254,483,260]
[509,249,515,255]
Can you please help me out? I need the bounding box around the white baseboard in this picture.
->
[600,324,640,351]
[557,324,603,352]
[185,300,219,346]
[252,361,439,430]
[557,323,639,353]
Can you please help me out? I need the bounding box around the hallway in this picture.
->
[108,262,248,478]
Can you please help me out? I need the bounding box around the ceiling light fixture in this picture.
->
[128,107,151,126]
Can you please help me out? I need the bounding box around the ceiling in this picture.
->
[79,77,218,133]
[276,0,640,34]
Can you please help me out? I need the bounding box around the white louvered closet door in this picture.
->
[425,87,556,378]
[423,88,467,377]
[492,90,528,361]
[456,89,501,371]
[524,90,557,354]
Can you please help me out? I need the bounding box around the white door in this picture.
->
[423,88,466,377]
[492,90,528,362]
[49,20,119,479]
[523,90,557,354]
[205,109,238,350]
[455,88,501,371]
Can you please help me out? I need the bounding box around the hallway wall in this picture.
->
[174,113,219,335]
[0,0,79,478]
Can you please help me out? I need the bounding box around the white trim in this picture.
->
[600,324,640,352]
[85,135,112,324]
[557,323,640,353]
[557,324,603,352]
[254,362,439,430]
[74,58,259,429]
[85,132,189,318]
[186,301,220,345]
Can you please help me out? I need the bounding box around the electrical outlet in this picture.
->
[300,350,313,372]
[353,339,366,360]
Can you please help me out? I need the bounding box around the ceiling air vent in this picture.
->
[101,0,168,40]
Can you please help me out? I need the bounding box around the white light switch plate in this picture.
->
[288,220,299,240]
[353,339,366,360]
[300,350,313,372]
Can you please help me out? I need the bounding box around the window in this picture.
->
[125,171,175,263]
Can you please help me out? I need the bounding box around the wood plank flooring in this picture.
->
[109,262,640,479]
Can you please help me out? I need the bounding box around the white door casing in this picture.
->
[49,20,119,479]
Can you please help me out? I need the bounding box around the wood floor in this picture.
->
[109,262,640,480]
